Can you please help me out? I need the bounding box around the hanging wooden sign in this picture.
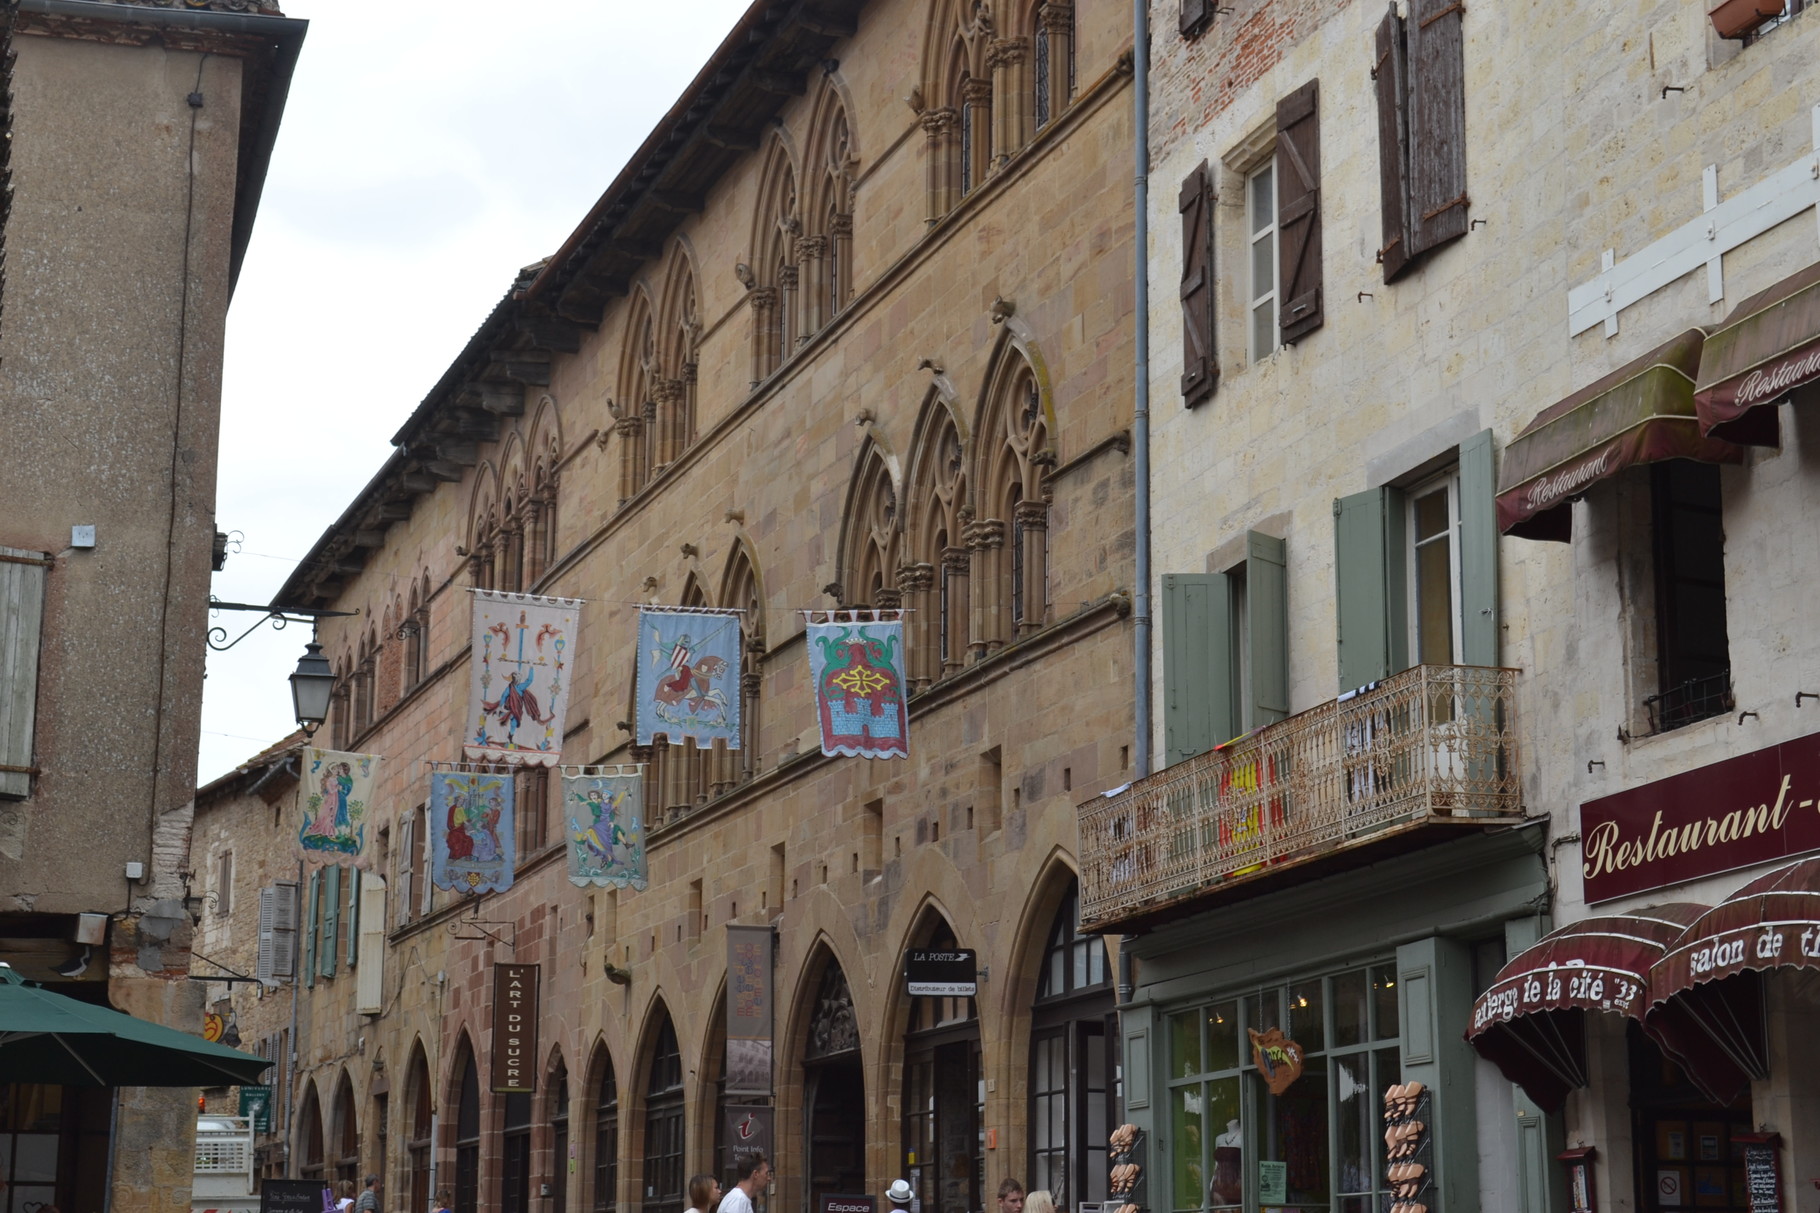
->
[1247,1026,1305,1095]
[491,963,540,1094]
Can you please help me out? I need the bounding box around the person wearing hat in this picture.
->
[886,1179,915,1209]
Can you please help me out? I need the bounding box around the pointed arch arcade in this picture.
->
[834,435,903,611]
[799,948,866,1210]
[903,391,970,685]
[749,135,801,382]
[972,338,1051,654]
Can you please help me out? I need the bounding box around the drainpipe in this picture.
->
[1132,0,1154,783]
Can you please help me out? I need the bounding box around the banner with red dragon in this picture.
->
[465,590,583,766]
[806,611,909,759]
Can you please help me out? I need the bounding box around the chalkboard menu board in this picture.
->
[261,1177,330,1213]
[1736,1133,1781,1213]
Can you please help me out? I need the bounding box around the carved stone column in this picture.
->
[796,234,828,341]
[652,377,684,471]
[988,36,1030,166]
[921,107,959,222]
[898,562,936,690]
[681,360,698,448]
[522,499,545,586]
[614,413,643,507]
[740,655,763,784]
[961,78,993,191]
[828,212,853,314]
[1013,498,1049,635]
[749,286,778,384]
[965,516,1007,657]
[1038,4,1074,117]
[778,264,800,356]
[940,545,972,673]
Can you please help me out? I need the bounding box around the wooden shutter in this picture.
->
[1275,80,1324,344]
[1372,5,1414,282]
[1163,573,1235,766]
[1333,488,1407,692]
[345,868,361,968]
[272,880,298,979]
[1407,0,1469,256]
[397,813,415,923]
[256,886,277,983]
[1245,532,1289,725]
[319,865,340,979]
[1179,163,1219,407]
[1459,429,1500,666]
[1180,0,1211,39]
[356,874,386,1014]
[303,869,319,989]
[0,546,47,800]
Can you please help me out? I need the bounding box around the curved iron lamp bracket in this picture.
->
[207,599,358,652]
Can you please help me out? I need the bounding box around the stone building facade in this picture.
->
[1087,4,1820,1213]
[0,2,302,1212]
[244,2,1139,1212]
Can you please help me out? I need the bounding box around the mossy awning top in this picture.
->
[1694,258,1820,446]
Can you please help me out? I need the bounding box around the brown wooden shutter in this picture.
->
[1179,162,1218,407]
[1408,0,1469,256]
[1275,79,1323,345]
[1181,0,1211,39]
[1373,5,1414,282]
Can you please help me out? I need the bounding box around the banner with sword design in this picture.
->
[465,590,583,766]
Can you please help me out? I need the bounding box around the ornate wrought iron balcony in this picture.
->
[1079,665,1525,932]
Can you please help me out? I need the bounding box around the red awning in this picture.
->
[1496,329,1746,541]
[1694,259,1820,445]
[1644,857,1820,1102]
[1465,904,1707,1111]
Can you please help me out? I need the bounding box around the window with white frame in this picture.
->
[1406,471,1462,666]
[1247,161,1278,361]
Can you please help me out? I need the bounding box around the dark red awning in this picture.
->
[1465,904,1707,1111]
[1496,330,1746,541]
[1642,857,1820,1102]
[1694,260,1820,446]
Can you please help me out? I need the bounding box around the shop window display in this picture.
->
[1167,963,1400,1213]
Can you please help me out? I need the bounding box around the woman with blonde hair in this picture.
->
[334,1179,356,1212]
[1024,1189,1059,1213]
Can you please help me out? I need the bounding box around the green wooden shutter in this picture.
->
[320,865,341,978]
[1396,936,1481,1213]
[346,868,361,968]
[303,869,319,989]
[1459,428,1500,667]
[1333,489,1406,691]
[1163,573,1235,765]
[0,546,48,800]
[1246,532,1289,725]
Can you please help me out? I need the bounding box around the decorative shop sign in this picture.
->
[491,963,540,1094]
[726,926,774,1096]
[819,1195,876,1213]
[260,1178,331,1213]
[1737,1133,1782,1213]
[1579,731,1820,903]
[1247,1027,1305,1095]
[1558,1146,1598,1213]
[238,1084,273,1133]
[722,1104,774,1170]
[904,949,977,996]
[1383,1082,1431,1213]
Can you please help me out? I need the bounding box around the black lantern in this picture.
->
[289,640,335,736]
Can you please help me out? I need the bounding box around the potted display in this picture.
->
[1709,0,1787,39]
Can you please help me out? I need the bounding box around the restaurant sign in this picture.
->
[1579,732,1820,903]
[491,963,540,1094]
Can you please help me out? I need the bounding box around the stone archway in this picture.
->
[802,956,865,1206]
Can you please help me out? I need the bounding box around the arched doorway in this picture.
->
[804,958,865,1206]
[642,1008,685,1213]
[332,1074,359,1186]
[454,1048,481,1213]
[298,1084,325,1186]
[406,1046,433,1213]
[902,918,980,1213]
[550,1057,571,1213]
[592,1046,619,1213]
[1027,882,1115,1208]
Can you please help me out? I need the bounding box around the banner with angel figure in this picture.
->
[295,748,384,866]
[466,590,583,766]
[562,771,647,890]
[430,770,516,894]
[635,607,743,748]
[807,613,910,759]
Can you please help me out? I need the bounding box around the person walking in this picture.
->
[720,1152,771,1213]
[334,1179,356,1211]
[997,1179,1026,1213]
[431,1188,453,1213]
[1024,1190,1057,1213]
[352,1173,380,1213]
[689,1173,724,1213]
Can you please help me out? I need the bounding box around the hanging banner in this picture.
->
[466,590,583,766]
[807,612,910,758]
[722,1105,775,1171]
[635,607,743,749]
[295,748,383,868]
[430,770,516,894]
[562,770,648,890]
[726,924,773,1096]
[491,963,540,1094]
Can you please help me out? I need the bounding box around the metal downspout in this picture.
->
[1132,0,1153,784]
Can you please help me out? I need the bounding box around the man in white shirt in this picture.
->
[722,1151,771,1213]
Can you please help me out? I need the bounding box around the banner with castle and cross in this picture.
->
[806,611,910,759]
[465,590,583,766]
[294,747,384,868]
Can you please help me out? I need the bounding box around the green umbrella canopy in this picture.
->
[0,964,272,1087]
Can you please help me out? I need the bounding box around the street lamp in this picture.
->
[289,640,335,737]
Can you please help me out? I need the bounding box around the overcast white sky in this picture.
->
[199,0,754,784]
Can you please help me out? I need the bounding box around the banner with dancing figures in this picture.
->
[562,769,648,890]
[466,590,582,766]
[635,607,743,748]
[430,770,517,894]
[807,611,910,759]
[295,748,383,867]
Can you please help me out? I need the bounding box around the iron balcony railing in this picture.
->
[1079,664,1524,931]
